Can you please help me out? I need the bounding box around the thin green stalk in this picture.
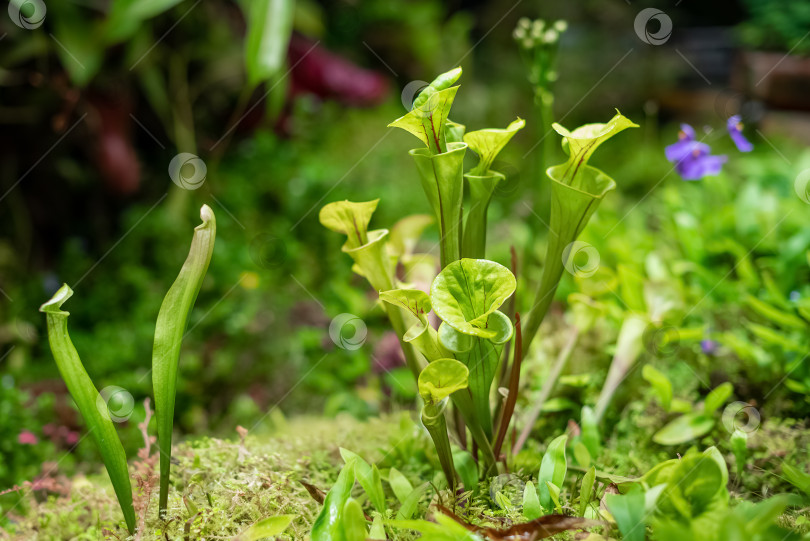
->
[153,205,216,515]
[521,112,637,356]
[521,236,566,357]
[594,314,647,423]
[40,285,136,534]
[513,326,579,455]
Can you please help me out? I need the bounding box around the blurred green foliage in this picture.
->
[738,0,810,55]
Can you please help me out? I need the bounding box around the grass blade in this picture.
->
[40,285,136,533]
[153,205,216,514]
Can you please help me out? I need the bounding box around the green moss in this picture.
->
[6,414,413,540]
[7,411,809,540]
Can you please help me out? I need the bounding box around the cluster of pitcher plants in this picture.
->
[316,65,639,538]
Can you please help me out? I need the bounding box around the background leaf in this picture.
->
[243,0,294,88]
[396,483,430,520]
[653,413,715,445]
[388,467,414,505]
[642,365,673,411]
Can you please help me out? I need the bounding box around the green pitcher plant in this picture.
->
[379,258,515,470]
[40,205,217,532]
[417,358,469,492]
[319,199,427,379]
[153,204,216,515]
[321,67,636,486]
[521,111,638,355]
[462,118,526,259]
[40,284,137,534]
[388,68,525,268]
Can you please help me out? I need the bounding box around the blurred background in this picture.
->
[1,0,809,503]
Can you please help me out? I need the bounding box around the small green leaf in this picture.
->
[40,285,136,533]
[579,466,596,516]
[319,200,379,249]
[741,495,794,534]
[464,117,525,175]
[523,481,542,520]
[368,514,386,540]
[730,429,748,474]
[744,294,807,330]
[642,364,673,412]
[104,0,184,43]
[703,446,729,491]
[430,259,516,338]
[537,434,567,510]
[232,514,294,540]
[153,205,216,514]
[389,514,479,540]
[388,467,414,505]
[671,453,726,515]
[580,406,601,459]
[243,0,294,87]
[495,491,514,511]
[573,442,591,468]
[782,462,810,496]
[339,449,386,514]
[745,322,804,352]
[653,413,715,445]
[417,359,469,405]
[546,481,562,512]
[311,461,356,541]
[396,483,430,520]
[605,487,645,541]
[342,498,367,541]
[703,382,733,414]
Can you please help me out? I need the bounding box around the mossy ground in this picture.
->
[3,408,809,540]
[2,414,419,540]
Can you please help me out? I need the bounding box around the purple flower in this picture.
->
[727,115,753,152]
[700,339,718,355]
[665,123,727,181]
[664,124,697,162]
